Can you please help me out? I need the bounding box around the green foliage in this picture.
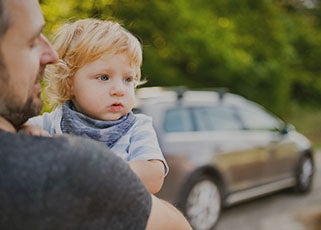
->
[40,0,321,117]
[286,102,321,146]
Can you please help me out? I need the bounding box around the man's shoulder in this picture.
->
[0,131,128,181]
[0,131,151,229]
[0,131,107,158]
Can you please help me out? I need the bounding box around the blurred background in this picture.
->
[39,1,321,229]
[40,0,321,147]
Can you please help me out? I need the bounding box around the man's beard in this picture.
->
[0,59,43,130]
[2,95,43,130]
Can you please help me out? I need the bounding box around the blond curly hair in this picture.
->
[43,18,143,108]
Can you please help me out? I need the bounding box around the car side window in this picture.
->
[237,102,281,130]
[163,108,194,132]
[193,106,242,131]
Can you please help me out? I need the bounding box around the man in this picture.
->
[0,0,192,229]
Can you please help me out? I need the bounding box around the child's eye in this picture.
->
[97,75,109,81]
[124,76,134,83]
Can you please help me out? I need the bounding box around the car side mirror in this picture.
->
[280,123,295,135]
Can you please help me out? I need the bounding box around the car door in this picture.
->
[236,101,298,184]
[191,105,269,193]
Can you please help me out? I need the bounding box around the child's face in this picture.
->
[70,52,136,121]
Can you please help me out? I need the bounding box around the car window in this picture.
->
[163,108,194,132]
[237,102,281,130]
[193,106,242,131]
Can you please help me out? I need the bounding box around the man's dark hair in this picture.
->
[0,0,10,83]
[0,0,10,40]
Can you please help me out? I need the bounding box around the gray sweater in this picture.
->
[0,131,151,230]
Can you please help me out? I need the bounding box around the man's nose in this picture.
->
[40,34,59,65]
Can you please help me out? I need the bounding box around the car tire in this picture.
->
[294,154,314,193]
[177,174,222,230]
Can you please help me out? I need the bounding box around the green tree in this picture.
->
[40,0,321,116]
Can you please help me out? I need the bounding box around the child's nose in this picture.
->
[110,83,125,96]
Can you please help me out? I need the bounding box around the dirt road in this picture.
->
[216,151,321,230]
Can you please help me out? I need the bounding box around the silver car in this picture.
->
[134,87,315,230]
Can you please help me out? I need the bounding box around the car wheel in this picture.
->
[295,154,314,193]
[178,174,222,230]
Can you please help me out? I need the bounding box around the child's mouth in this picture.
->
[109,103,123,112]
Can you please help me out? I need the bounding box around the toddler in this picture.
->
[24,18,168,194]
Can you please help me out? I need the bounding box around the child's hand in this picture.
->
[21,124,52,137]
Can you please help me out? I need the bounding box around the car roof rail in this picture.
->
[171,86,228,102]
[215,87,229,100]
[174,86,188,101]
[195,87,229,100]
